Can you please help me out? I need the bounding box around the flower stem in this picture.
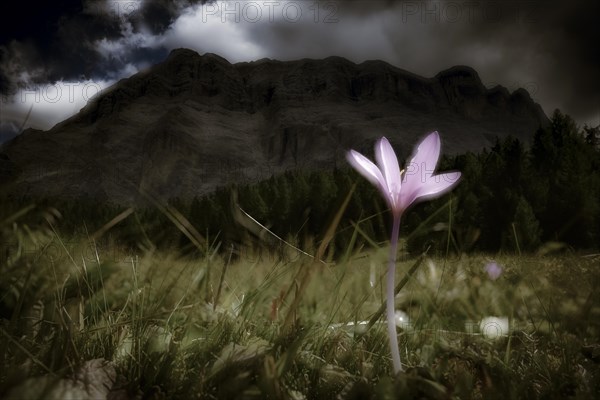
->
[387,214,403,374]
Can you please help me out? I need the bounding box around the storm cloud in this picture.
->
[0,0,598,141]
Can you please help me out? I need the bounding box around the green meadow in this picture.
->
[1,111,599,398]
[0,201,598,399]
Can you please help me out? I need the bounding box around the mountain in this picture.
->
[0,48,549,204]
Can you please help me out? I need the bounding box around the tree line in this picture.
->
[3,110,598,257]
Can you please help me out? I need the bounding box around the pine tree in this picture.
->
[308,171,338,234]
[583,124,599,148]
[239,185,268,223]
[273,174,292,233]
[504,196,542,252]
[291,171,311,221]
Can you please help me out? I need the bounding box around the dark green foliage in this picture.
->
[584,124,599,148]
[502,196,542,252]
[421,110,600,253]
[529,111,600,247]
[1,183,599,399]
[1,110,598,255]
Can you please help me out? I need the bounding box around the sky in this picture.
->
[1,0,598,143]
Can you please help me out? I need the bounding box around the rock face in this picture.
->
[0,48,548,204]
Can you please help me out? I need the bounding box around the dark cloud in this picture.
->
[0,0,122,94]
[0,0,218,97]
[93,45,169,80]
[0,0,597,129]
[0,0,84,46]
[249,0,599,125]
[131,0,209,34]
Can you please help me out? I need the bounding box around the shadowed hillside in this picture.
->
[0,49,548,203]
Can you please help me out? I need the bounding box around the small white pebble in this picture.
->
[395,310,411,329]
[479,316,509,339]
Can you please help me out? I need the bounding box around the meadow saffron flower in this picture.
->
[484,261,503,280]
[347,131,460,373]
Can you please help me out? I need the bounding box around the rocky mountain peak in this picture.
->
[0,49,549,203]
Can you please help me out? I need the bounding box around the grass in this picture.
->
[0,205,599,399]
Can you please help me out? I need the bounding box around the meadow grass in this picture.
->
[0,206,599,399]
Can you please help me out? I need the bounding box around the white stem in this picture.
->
[386,214,403,374]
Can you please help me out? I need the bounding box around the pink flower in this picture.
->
[346,132,461,217]
[347,131,461,374]
[484,262,503,280]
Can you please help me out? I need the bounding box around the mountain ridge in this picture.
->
[0,48,549,204]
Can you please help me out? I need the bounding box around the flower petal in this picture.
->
[402,131,441,199]
[402,171,461,208]
[484,262,503,280]
[375,137,402,198]
[346,150,387,192]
